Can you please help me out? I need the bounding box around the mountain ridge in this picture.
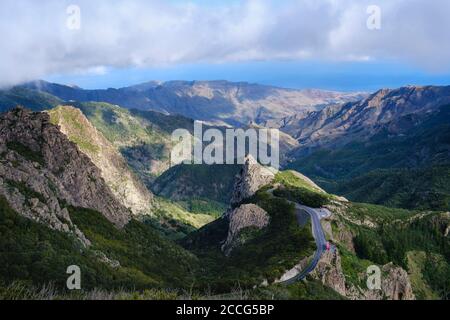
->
[20,79,367,126]
[277,85,450,151]
[265,84,450,211]
[0,107,132,244]
[47,106,155,217]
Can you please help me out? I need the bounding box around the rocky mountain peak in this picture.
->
[230,156,275,205]
[0,108,131,239]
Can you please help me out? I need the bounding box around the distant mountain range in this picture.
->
[274,85,450,149]
[282,86,450,211]
[18,80,367,126]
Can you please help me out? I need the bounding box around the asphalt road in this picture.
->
[266,188,331,285]
[280,204,331,285]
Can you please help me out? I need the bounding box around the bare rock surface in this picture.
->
[311,249,347,296]
[283,86,450,151]
[48,106,154,217]
[0,108,131,244]
[222,204,269,255]
[231,156,275,205]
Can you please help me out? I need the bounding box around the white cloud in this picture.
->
[0,0,449,86]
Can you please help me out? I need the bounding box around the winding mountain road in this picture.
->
[266,188,331,284]
[280,204,331,285]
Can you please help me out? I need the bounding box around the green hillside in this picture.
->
[340,203,450,299]
[288,105,450,211]
[330,166,450,211]
[182,190,316,292]
[0,87,62,112]
[0,195,198,291]
[153,164,242,204]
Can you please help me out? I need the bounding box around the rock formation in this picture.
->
[304,248,415,300]
[311,249,348,296]
[0,107,131,245]
[231,156,275,205]
[48,106,154,216]
[222,204,270,255]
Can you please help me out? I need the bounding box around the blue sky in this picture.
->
[2,0,450,91]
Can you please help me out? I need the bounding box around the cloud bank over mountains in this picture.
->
[1,0,449,86]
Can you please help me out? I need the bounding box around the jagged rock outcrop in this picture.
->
[48,106,154,216]
[377,263,415,300]
[231,156,275,205]
[311,249,348,296]
[222,204,269,255]
[0,108,131,245]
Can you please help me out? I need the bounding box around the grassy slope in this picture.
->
[273,171,332,208]
[406,251,439,300]
[73,102,179,186]
[330,166,450,211]
[148,197,216,240]
[48,106,101,154]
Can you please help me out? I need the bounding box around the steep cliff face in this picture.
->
[222,204,270,255]
[0,108,131,241]
[231,156,275,205]
[48,106,154,216]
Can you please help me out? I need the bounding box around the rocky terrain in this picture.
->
[222,204,270,256]
[48,106,154,216]
[277,85,450,151]
[231,156,275,205]
[0,107,131,244]
[186,163,448,300]
[300,214,417,300]
[302,249,415,300]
